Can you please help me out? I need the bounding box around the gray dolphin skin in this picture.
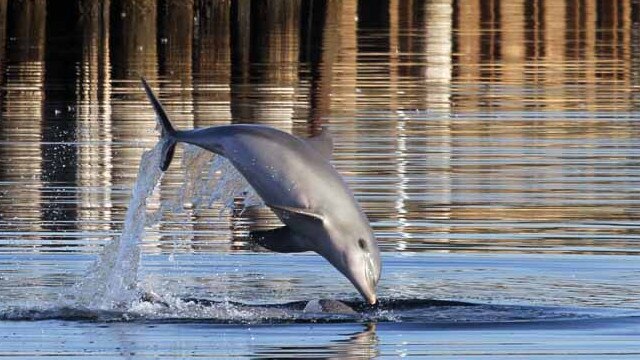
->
[141,78,381,304]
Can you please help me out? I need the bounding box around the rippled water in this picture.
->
[1,0,640,357]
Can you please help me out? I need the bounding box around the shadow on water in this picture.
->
[3,296,639,328]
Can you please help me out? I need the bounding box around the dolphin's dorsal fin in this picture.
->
[267,204,324,224]
[305,126,333,160]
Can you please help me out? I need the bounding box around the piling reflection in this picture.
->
[1,0,46,238]
[76,0,112,236]
[194,0,231,128]
[43,3,79,236]
[0,0,638,254]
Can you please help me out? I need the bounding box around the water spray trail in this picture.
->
[77,142,164,310]
[76,142,262,311]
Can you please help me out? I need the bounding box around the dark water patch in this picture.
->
[375,315,640,332]
[0,306,134,322]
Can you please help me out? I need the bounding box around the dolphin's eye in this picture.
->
[358,238,367,251]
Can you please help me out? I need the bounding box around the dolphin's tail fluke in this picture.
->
[141,77,177,171]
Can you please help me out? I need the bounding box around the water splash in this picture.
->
[76,142,165,309]
[76,142,263,311]
[180,144,263,211]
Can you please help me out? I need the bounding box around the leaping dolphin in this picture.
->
[141,79,381,304]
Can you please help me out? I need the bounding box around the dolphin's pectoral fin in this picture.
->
[249,226,310,253]
[305,126,333,160]
[267,203,324,225]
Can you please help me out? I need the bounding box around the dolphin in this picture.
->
[141,79,381,304]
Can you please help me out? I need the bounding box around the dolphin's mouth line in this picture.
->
[356,252,378,304]
[364,252,377,290]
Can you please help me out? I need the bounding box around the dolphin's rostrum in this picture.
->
[141,78,381,304]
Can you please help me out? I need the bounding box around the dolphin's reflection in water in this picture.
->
[252,323,378,359]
